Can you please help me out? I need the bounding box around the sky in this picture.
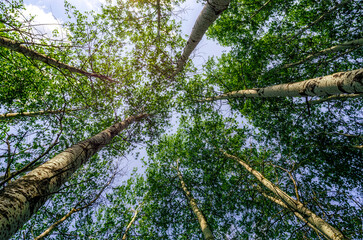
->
[20,0,229,178]
[22,0,229,68]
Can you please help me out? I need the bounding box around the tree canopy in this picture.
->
[0,0,362,239]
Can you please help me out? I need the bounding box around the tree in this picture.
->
[1,0,185,238]
[0,114,148,239]
[175,159,215,240]
[221,151,345,240]
[1,0,362,239]
[202,68,363,101]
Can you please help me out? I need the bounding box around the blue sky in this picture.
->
[22,0,228,68]
[19,0,229,178]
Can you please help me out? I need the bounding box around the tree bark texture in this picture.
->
[174,0,230,75]
[222,151,346,240]
[0,108,82,119]
[0,114,148,239]
[204,68,363,101]
[0,36,120,83]
[283,38,363,68]
[33,173,114,240]
[176,166,215,240]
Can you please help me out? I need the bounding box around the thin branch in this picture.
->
[121,202,143,240]
[33,172,116,240]
[0,125,63,187]
[0,36,121,84]
[250,0,272,19]
[283,38,363,68]
[309,93,363,105]
[286,0,351,43]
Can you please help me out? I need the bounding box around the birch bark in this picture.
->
[258,190,329,240]
[174,0,230,75]
[33,173,114,240]
[221,151,346,240]
[0,108,83,119]
[203,69,363,101]
[176,164,215,240]
[0,114,148,239]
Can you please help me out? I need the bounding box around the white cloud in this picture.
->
[21,4,68,41]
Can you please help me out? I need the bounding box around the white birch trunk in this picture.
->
[0,114,148,239]
[0,108,83,119]
[33,173,114,240]
[176,167,215,240]
[258,190,329,240]
[174,0,230,75]
[222,151,346,240]
[0,36,120,84]
[204,69,363,101]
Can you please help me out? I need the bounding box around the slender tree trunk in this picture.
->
[203,68,363,101]
[221,151,346,240]
[122,203,142,240]
[283,38,363,68]
[250,0,272,19]
[258,189,329,240]
[0,36,120,84]
[176,162,215,240]
[174,0,230,75]
[0,114,148,239]
[0,108,83,119]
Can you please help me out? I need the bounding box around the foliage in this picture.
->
[0,0,362,239]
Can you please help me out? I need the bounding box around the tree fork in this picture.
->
[257,189,329,240]
[221,150,346,240]
[0,113,148,239]
[122,203,143,240]
[203,68,363,101]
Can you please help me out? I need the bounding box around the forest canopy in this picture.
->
[0,0,362,239]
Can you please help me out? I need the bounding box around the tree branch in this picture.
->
[0,36,121,84]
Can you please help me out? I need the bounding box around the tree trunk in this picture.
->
[283,38,363,68]
[256,187,329,240]
[0,36,120,84]
[0,114,148,239]
[174,0,230,75]
[176,163,215,240]
[0,108,83,119]
[122,203,142,240]
[221,151,346,240]
[203,68,363,101]
[33,173,114,240]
